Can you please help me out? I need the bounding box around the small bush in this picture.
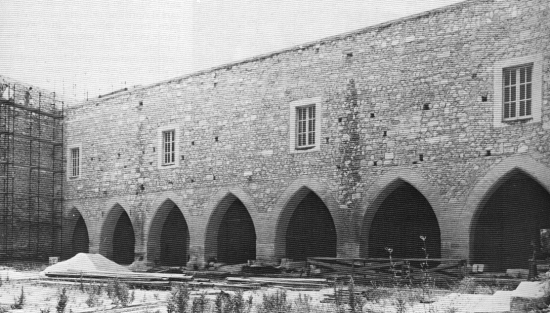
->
[213,290,253,313]
[333,283,345,313]
[85,285,100,308]
[214,291,228,313]
[107,278,133,307]
[167,284,190,313]
[10,286,25,309]
[191,292,209,313]
[294,294,313,313]
[56,288,68,313]
[348,277,366,313]
[257,289,292,313]
[453,276,497,295]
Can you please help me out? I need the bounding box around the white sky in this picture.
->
[0,0,465,102]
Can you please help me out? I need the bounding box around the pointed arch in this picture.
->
[146,198,190,266]
[465,155,550,269]
[99,203,137,264]
[63,207,90,259]
[273,177,345,259]
[360,169,443,258]
[204,186,259,264]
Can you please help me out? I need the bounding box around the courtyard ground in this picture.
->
[0,263,543,313]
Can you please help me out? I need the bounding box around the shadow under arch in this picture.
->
[463,155,550,268]
[147,198,190,266]
[274,186,337,260]
[360,177,442,260]
[99,203,137,264]
[204,193,257,264]
[469,168,550,270]
[63,207,90,259]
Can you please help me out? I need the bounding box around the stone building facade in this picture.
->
[63,0,550,271]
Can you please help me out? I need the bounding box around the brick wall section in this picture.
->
[64,0,550,265]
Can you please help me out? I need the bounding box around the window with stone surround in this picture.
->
[162,130,175,165]
[502,63,532,121]
[157,125,180,169]
[493,54,542,127]
[67,143,82,179]
[289,97,322,153]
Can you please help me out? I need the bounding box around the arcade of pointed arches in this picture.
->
[67,159,550,271]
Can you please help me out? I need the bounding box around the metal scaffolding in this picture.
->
[0,83,64,260]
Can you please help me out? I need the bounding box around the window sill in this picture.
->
[159,163,179,169]
[291,145,320,154]
[502,117,533,125]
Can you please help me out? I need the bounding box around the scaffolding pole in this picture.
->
[0,83,64,260]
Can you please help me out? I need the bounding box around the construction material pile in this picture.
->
[39,254,329,290]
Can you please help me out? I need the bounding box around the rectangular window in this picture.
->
[70,148,80,177]
[162,130,175,165]
[503,63,532,121]
[296,105,316,149]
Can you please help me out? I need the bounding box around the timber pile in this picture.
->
[226,276,330,290]
[308,257,467,286]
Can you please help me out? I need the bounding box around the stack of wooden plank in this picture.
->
[226,276,330,290]
[40,271,194,289]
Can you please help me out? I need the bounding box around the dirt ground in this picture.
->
[0,264,519,313]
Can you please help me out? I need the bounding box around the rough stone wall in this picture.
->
[0,76,63,259]
[64,0,550,264]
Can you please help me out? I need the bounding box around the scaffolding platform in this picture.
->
[0,83,64,260]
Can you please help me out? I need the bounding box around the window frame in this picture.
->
[493,54,542,127]
[157,125,180,169]
[162,129,176,166]
[66,143,82,179]
[289,97,322,153]
[502,63,533,121]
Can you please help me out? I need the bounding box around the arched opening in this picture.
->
[367,181,441,261]
[285,190,337,261]
[147,200,190,267]
[72,216,89,257]
[471,170,550,271]
[112,211,135,265]
[217,198,256,264]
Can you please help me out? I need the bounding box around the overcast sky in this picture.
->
[0,0,465,102]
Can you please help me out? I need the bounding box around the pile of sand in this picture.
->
[41,253,131,275]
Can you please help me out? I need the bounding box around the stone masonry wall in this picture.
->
[64,0,550,265]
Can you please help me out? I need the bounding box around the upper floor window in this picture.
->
[493,54,542,128]
[67,143,82,179]
[503,64,532,121]
[289,97,322,153]
[163,130,175,165]
[70,148,80,177]
[157,125,180,169]
[296,105,316,149]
